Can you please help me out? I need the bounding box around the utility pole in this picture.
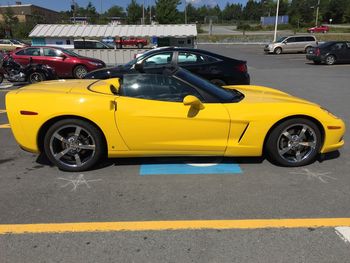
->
[184,1,187,24]
[315,0,320,26]
[72,0,76,24]
[142,0,145,25]
[273,0,280,42]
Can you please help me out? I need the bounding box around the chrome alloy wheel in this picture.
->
[277,124,317,164]
[49,125,96,168]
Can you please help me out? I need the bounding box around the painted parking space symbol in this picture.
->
[140,162,242,176]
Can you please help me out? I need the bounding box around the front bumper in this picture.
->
[321,118,346,153]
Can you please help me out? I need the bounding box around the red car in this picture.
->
[307,25,329,33]
[11,46,106,79]
[115,37,148,49]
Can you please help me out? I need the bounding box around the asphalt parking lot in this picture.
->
[1,44,350,262]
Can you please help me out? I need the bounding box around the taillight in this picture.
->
[235,63,247,73]
[315,48,320,56]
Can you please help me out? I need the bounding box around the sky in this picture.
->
[0,0,249,12]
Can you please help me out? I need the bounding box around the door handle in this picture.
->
[110,101,117,111]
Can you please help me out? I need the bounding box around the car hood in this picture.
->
[14,79,98,94]
[227,85,318,106]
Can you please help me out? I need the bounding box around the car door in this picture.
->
[284,37,297,52]
[13,47,41,65]
[42,48,68,76]
[114,74,230,152]
[344,42,350,62]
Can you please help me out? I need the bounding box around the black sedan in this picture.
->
[84,47,250,86]
[306,41,350,65]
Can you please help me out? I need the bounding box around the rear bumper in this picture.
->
[226,73,250,85]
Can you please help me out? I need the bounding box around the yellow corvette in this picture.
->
[6,68,345,171]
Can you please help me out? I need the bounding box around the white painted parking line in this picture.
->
[335,227,350,244]
[0,84,13,89]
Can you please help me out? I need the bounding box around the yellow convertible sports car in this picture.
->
[6,68,345,171]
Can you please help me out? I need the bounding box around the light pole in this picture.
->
[184,1,187,24]
[315,0,320,26]
[273,0,280,42]
[142,0,145,25]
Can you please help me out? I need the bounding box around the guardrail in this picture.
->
[73,49,148,65]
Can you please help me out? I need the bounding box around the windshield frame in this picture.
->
[174,68,242,103]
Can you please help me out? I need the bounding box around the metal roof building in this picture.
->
[29,24,197,38]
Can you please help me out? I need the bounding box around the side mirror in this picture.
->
[60,54,67,60]
[183,95,204,110]
[134,61,144,72]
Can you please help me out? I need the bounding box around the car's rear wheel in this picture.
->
[305,46,312,54]
[137,43,144,49]
[274,47,282,55]
[116,44,122,49]
[44,119,105,172]
[325,55,336,65]
[73,65,88,79]
[265,118,322,167]
[29,72,45,83]
[210,79,226,86]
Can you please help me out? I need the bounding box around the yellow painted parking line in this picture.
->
[0,124,10,129]
[1,218,350,235]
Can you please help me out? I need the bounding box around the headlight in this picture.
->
[321,107,339,119]
[88,61,102,66]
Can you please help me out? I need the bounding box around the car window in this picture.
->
[95,42,105,49]
[0,39,11,45]
[295,37,305,42]
[304,36,315,42]
[332,43,346,50]
[121,74,203,102]
[286,37,296,43]
[15,49,25,55]
[44,48,59,57]
[74,41,83,49]
[24,48,41,56]
[144,52,173,67]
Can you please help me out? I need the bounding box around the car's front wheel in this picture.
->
[73,65,88,79]
[265,118,322,167]
[325,55,336,65]
[44,119,105,172]
[274,47,282,55]
[29,72,45,83]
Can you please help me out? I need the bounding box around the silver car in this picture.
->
[264,35,317,54]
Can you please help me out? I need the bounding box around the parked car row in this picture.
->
[306,41,350,65]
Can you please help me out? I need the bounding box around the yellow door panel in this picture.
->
[115,97,230,152]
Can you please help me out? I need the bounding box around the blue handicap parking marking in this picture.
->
[140,163,242,176]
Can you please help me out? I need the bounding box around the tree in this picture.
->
[185,3,199,23]
[105,5,125,18]
[243,0,262,21]
[127,0,142,24]
[0,7,19,38]
[222,3,242,22]
[155,0,181,24]
[324,0,348,23]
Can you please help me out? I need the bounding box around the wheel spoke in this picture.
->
[74,127,82,137]
[282,131,292,140]
[279,145,292,155]
[53,132,68,143]
[74,154,82,166]
[78,144,95,150]
[299,141,316,148]
[54,148,70,160]
[299,126,307,139]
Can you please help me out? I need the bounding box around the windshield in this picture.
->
[175,68,237,102]
[61,48,80,57]
[276,37,287,43]
[10,39,23,45]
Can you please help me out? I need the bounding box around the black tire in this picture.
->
[73,65,88,79]
[210,79,226,86]
[274,47,282,55]
[29,72,45,83]
[305,46,312,54]
[265,118,322,167]
[137,43,143,49]
[116,43,122,49]
[325,55,336,65]
[44,119,106,172]
[313,60,321,65]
